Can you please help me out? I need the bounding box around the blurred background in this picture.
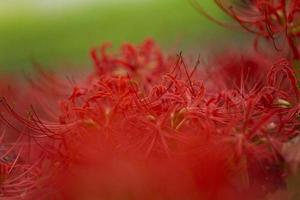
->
[0,0,235,73]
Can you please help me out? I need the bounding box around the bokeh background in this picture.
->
[0,0,236,73]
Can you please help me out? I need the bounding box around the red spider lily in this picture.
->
[220,0,300,59]
[191,0,300,59]
[90,38,172,87]
[1,40,300,199]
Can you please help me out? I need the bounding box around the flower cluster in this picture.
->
[1,38,300,199]
[1,1,300,199]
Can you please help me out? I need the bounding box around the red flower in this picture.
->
[191,0,300,59]
[219,0,300,58]
[1,40,299,199]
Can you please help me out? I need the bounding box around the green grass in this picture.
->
[0,1,233,73]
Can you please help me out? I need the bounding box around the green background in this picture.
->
[0,0,234,73]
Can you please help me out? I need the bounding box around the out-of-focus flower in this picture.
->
[191,0,300,59]
[219,0,300,58]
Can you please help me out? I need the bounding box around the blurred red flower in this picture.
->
[218,0,300,58]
